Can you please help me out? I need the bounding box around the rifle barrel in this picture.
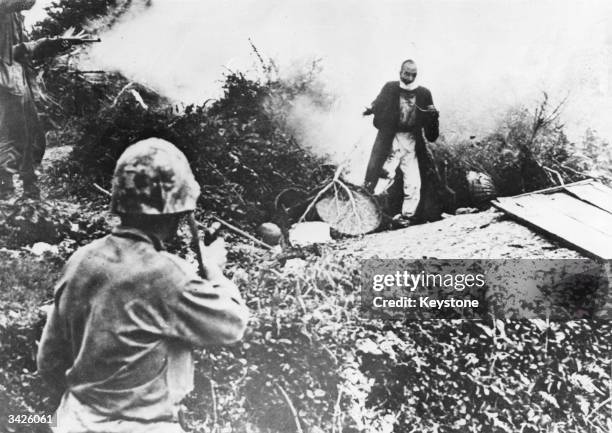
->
[60,37,101,43]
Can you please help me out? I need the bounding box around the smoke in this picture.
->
[281,94,375,183]
[46,0,612,180]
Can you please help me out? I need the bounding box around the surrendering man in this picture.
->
[37,138,249,433]
[363,59,445,223]
[0,0,70,198]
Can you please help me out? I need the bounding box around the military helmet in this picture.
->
[257,222,282,246]
[111,138,200,215]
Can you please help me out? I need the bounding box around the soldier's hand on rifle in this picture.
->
[41,29,101,58]
[29,38,70,60]
[13,39,68,64]
[49,37,72,52]
[12,36,95,64]
[45,37,92,54]
[11,43,28,64]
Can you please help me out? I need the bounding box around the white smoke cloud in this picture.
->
[33,0,612,180]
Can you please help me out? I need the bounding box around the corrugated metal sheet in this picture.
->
[492,180,612,260]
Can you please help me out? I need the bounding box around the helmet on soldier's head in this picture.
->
[111,138,200,215]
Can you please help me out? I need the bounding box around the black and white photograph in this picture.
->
[0,0,611,432]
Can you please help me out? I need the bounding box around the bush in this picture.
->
[0,198,111,249]
[1,241,610,433]
[433,97,598,207]
[30,0,127,39]
[53,70,334,229]
[359,319,611,433]
[171,251,612,433]
[0,252,63,433]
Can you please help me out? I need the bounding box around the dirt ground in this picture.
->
[337,209,584,259]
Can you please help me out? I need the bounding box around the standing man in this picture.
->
[363,59,443,222]
[0,0,71,198]
[37,138,249,433]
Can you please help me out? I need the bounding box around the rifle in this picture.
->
[13,36,102,64]
[52,37,101,51]
[187,214,208,279]
[188,218,223,279]
[55,37,102,46]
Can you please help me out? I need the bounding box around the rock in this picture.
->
[456,207,479,215]
[28,242,59,256]
[289,222,332,246]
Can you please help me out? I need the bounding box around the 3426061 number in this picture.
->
[7,414,53,424]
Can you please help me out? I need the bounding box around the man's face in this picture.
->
[400,63,418,85]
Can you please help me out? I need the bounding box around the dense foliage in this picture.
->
[30,0,127,39]
[433,98,610,208]
[1,249,610,433]
[48,71,333,228]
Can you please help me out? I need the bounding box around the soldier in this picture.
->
[0,0,73,198]
[37,138,249,433]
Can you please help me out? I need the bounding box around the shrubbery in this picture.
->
[0,252,63,433]
[433,97,605,208]
[1,246,610,433]
[50,70,333,228]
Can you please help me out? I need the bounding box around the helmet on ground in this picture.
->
[257,222,282,246]
[111,138,200,215]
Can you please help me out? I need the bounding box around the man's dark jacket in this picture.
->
[364,81,444,222]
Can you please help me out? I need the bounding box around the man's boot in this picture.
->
[0,171,15,200]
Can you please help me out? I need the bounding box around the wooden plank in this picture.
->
[563,182,612,214]
[493,193,612,260]
[525,193,612,236]
[510,180,592,198]
[506,193,612,238]
[510,196,612,258]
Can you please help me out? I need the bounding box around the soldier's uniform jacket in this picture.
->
[0,2,27,95]
[0,0,45,180]
[1,0,66,94]
[37,226,249,432]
